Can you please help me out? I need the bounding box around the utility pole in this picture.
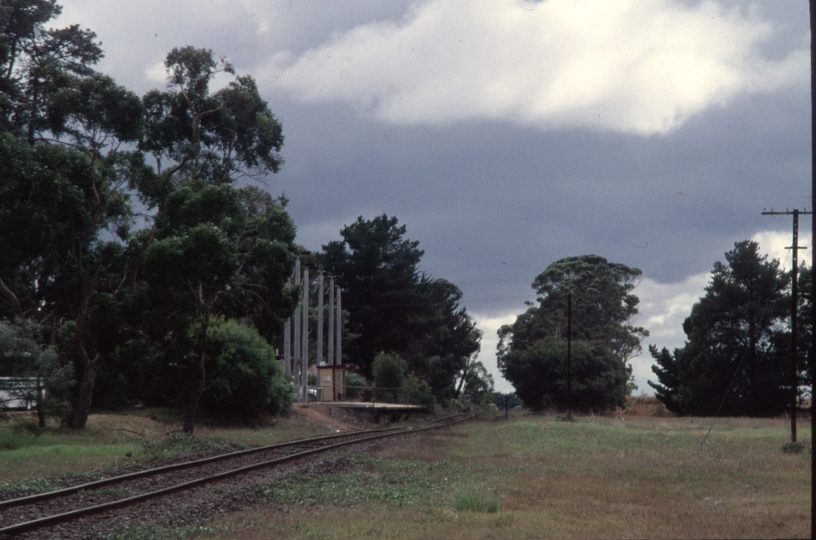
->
[762,208,812,442]
[808,4,815,536]
[567,292,572,417]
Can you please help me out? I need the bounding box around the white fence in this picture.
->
[0,377,41,410]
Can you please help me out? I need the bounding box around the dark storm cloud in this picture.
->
[53,0,812,392]
[274,81,809,316]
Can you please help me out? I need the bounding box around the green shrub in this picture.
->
[200,319,293,416]
[404,374,435,410]
[782,441,810,454]
[344,371,369,400]
[372,352,406,403]
[483,403,499,413]
[452,489,500,513]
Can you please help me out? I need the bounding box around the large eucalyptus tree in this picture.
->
[498,255,647,412]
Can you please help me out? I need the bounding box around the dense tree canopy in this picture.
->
[502,338,628,411]
[498,255,646,412]
[1,0,104,141]
[138,46,283,207]
[321,215,482,400]
[141,183,297,432]
[0,137,115,428]
[649,241,801,417]
[0,2,296,432]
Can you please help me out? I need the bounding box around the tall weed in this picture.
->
[452,489,500,513]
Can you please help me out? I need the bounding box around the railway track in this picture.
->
[0,413,474,537]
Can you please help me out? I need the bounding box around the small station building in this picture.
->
[317,364,346,402]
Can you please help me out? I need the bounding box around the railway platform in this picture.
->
[299,401,426,423]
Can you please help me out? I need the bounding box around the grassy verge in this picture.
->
[194,413,810,539]
[1,410,810,538]
[0,415,144,486]
[0,408,336,488]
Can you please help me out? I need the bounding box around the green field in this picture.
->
[1,410,811,539]
[0,409,323,489]
[192,413,810,540]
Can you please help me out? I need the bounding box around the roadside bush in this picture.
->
[200,319,293,416]
[344,371,369,400]
[404,374,435,410]
[372,352,406,402]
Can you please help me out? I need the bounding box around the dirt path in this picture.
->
[292,405,361,431]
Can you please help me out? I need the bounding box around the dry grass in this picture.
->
[196,412,811,539]
[1,406,810,538]
[0,407,340,485]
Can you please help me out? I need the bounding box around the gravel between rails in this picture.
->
[1,436,407,540]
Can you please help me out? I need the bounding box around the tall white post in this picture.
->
[335,288,342,366]
[293,259,301,395]
[302,267,310,400]
[328,277,335,367]
[317,273,324,365]
[283,279,291,375]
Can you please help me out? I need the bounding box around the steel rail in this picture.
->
[0,425,403,511]
[427,412,469,424]
[0,415,474,536]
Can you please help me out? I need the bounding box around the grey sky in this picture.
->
[55,0,812,393]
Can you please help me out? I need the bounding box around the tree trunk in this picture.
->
[455,360,470,398]
[0,273,22,317]
[66,278,102,430]
[183,311,210,435]
[66,351,102,430]
[183,348,206,434]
